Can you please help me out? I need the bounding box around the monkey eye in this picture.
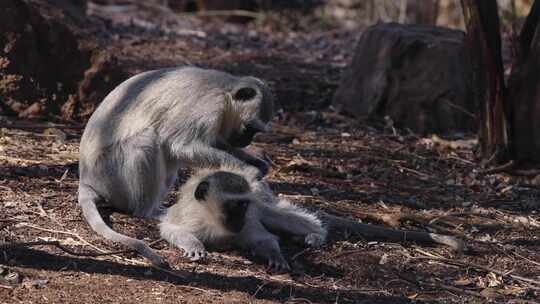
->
[234,87,257,101]
[195,181,210,201]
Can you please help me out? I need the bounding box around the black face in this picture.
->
[228,123,259,148]
[223,199,251,233]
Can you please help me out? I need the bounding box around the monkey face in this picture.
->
[228,122,260,148]
[222,199,251,233]
[225,80,273,148]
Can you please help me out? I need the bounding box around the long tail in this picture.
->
[78,184,168,267]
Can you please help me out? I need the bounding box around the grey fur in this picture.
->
[78,66,274,267]
[160,164,327,271]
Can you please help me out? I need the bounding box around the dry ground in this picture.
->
[1,4,540,304]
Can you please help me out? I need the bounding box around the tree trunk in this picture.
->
[461,0,508,163]
[507,0,540,166]
[462,0,540,170]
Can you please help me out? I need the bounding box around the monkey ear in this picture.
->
[195,181,210,201]
[233,87,257,102]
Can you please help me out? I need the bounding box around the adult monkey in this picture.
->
[78,66,274,266]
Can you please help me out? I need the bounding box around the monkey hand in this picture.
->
[241,165,263,181]
[266,252,290,273]
[305,233,326,248]
[250,158,270,180]
[256,158,271,176]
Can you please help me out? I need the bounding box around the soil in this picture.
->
[1,3,539,304]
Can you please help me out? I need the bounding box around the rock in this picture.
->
[333,23,475,134]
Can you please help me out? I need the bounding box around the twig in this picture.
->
[0,240,132,257]
[400,214,462,236]
[15,223,148,266]
[396,165,435,180]
[411,249,540,286]
[424,281,485,298]
[480,160,515,174]
[443,99,477,119]
[510,168,540,177]
[17,223,108,253]
[512,251,540,267]
[251,282,270,299]
[397,270,485,298]
[0,284,14,289]
[180,10,262,19]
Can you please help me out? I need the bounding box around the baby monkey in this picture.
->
[160,165,326,271]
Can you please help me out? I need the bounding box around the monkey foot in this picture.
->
[183,249,208,261]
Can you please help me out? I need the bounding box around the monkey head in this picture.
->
[194,171,253,233]
[221,77,274,148]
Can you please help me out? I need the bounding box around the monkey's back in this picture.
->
[80,67,241,161]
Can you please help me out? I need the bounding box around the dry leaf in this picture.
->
[486,272,503,288]
[407,293,418,299]
[480,287,502,299]
[454,277,473,286]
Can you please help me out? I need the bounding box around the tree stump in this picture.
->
[333,22,475,134]
[0,0,127,121]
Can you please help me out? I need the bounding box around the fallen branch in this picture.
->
[319,212,465,251]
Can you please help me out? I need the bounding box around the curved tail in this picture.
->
[78,184,168,267]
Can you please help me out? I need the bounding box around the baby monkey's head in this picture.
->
[194,171,253,233]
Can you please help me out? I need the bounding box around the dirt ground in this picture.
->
[1,4,540,304]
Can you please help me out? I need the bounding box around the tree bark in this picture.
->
[461,0,508,163]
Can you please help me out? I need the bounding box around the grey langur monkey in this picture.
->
[78,67,274,267]
[160,164,327,271]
